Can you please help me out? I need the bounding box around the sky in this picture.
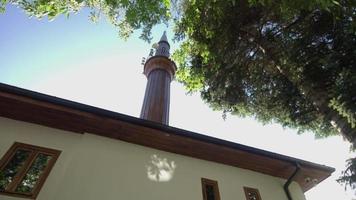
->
[0,5,355,200]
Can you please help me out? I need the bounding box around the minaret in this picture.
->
[140,31,176,125]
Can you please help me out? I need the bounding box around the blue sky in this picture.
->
[0,4,355,200]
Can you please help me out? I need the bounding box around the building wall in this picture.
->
[0,117,306,200]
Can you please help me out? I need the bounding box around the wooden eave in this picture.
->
[0,83,334,192]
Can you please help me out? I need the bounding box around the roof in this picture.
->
[0,83,334,192]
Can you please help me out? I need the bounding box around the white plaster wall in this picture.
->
[0,117,306,200]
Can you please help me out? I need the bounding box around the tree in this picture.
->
[173,0,355,189]
[0,0,171,42]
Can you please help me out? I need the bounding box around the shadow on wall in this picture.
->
[146,154,176,182]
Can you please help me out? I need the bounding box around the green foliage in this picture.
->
[329,69,356,129]
[0,1,5,12]
[173,0,355,137]
[173,40,206,92]
[174,0,356,188]
[248,0,341,13]
[2,0,171,42]
[330,96,355,129]
[173,0,355,190]
[338,158,356,190]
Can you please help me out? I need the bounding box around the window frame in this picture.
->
[0,142,61,199]
[201,178,221,200]
[243,186,262,200]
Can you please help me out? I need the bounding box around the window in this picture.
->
[0,142,60,199]
[201,178,221,200]
[244,187,262,200]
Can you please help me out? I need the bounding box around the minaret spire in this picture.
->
[160,31,168,43]
[155,31,170,57]
[140,32,176,125]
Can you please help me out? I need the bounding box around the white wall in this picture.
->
[0,117,306,200]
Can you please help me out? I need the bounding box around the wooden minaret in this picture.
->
[140,31,176,125]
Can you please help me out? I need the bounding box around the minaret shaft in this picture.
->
[140,69,171,124]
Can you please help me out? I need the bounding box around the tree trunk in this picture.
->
[300,83,356,146]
